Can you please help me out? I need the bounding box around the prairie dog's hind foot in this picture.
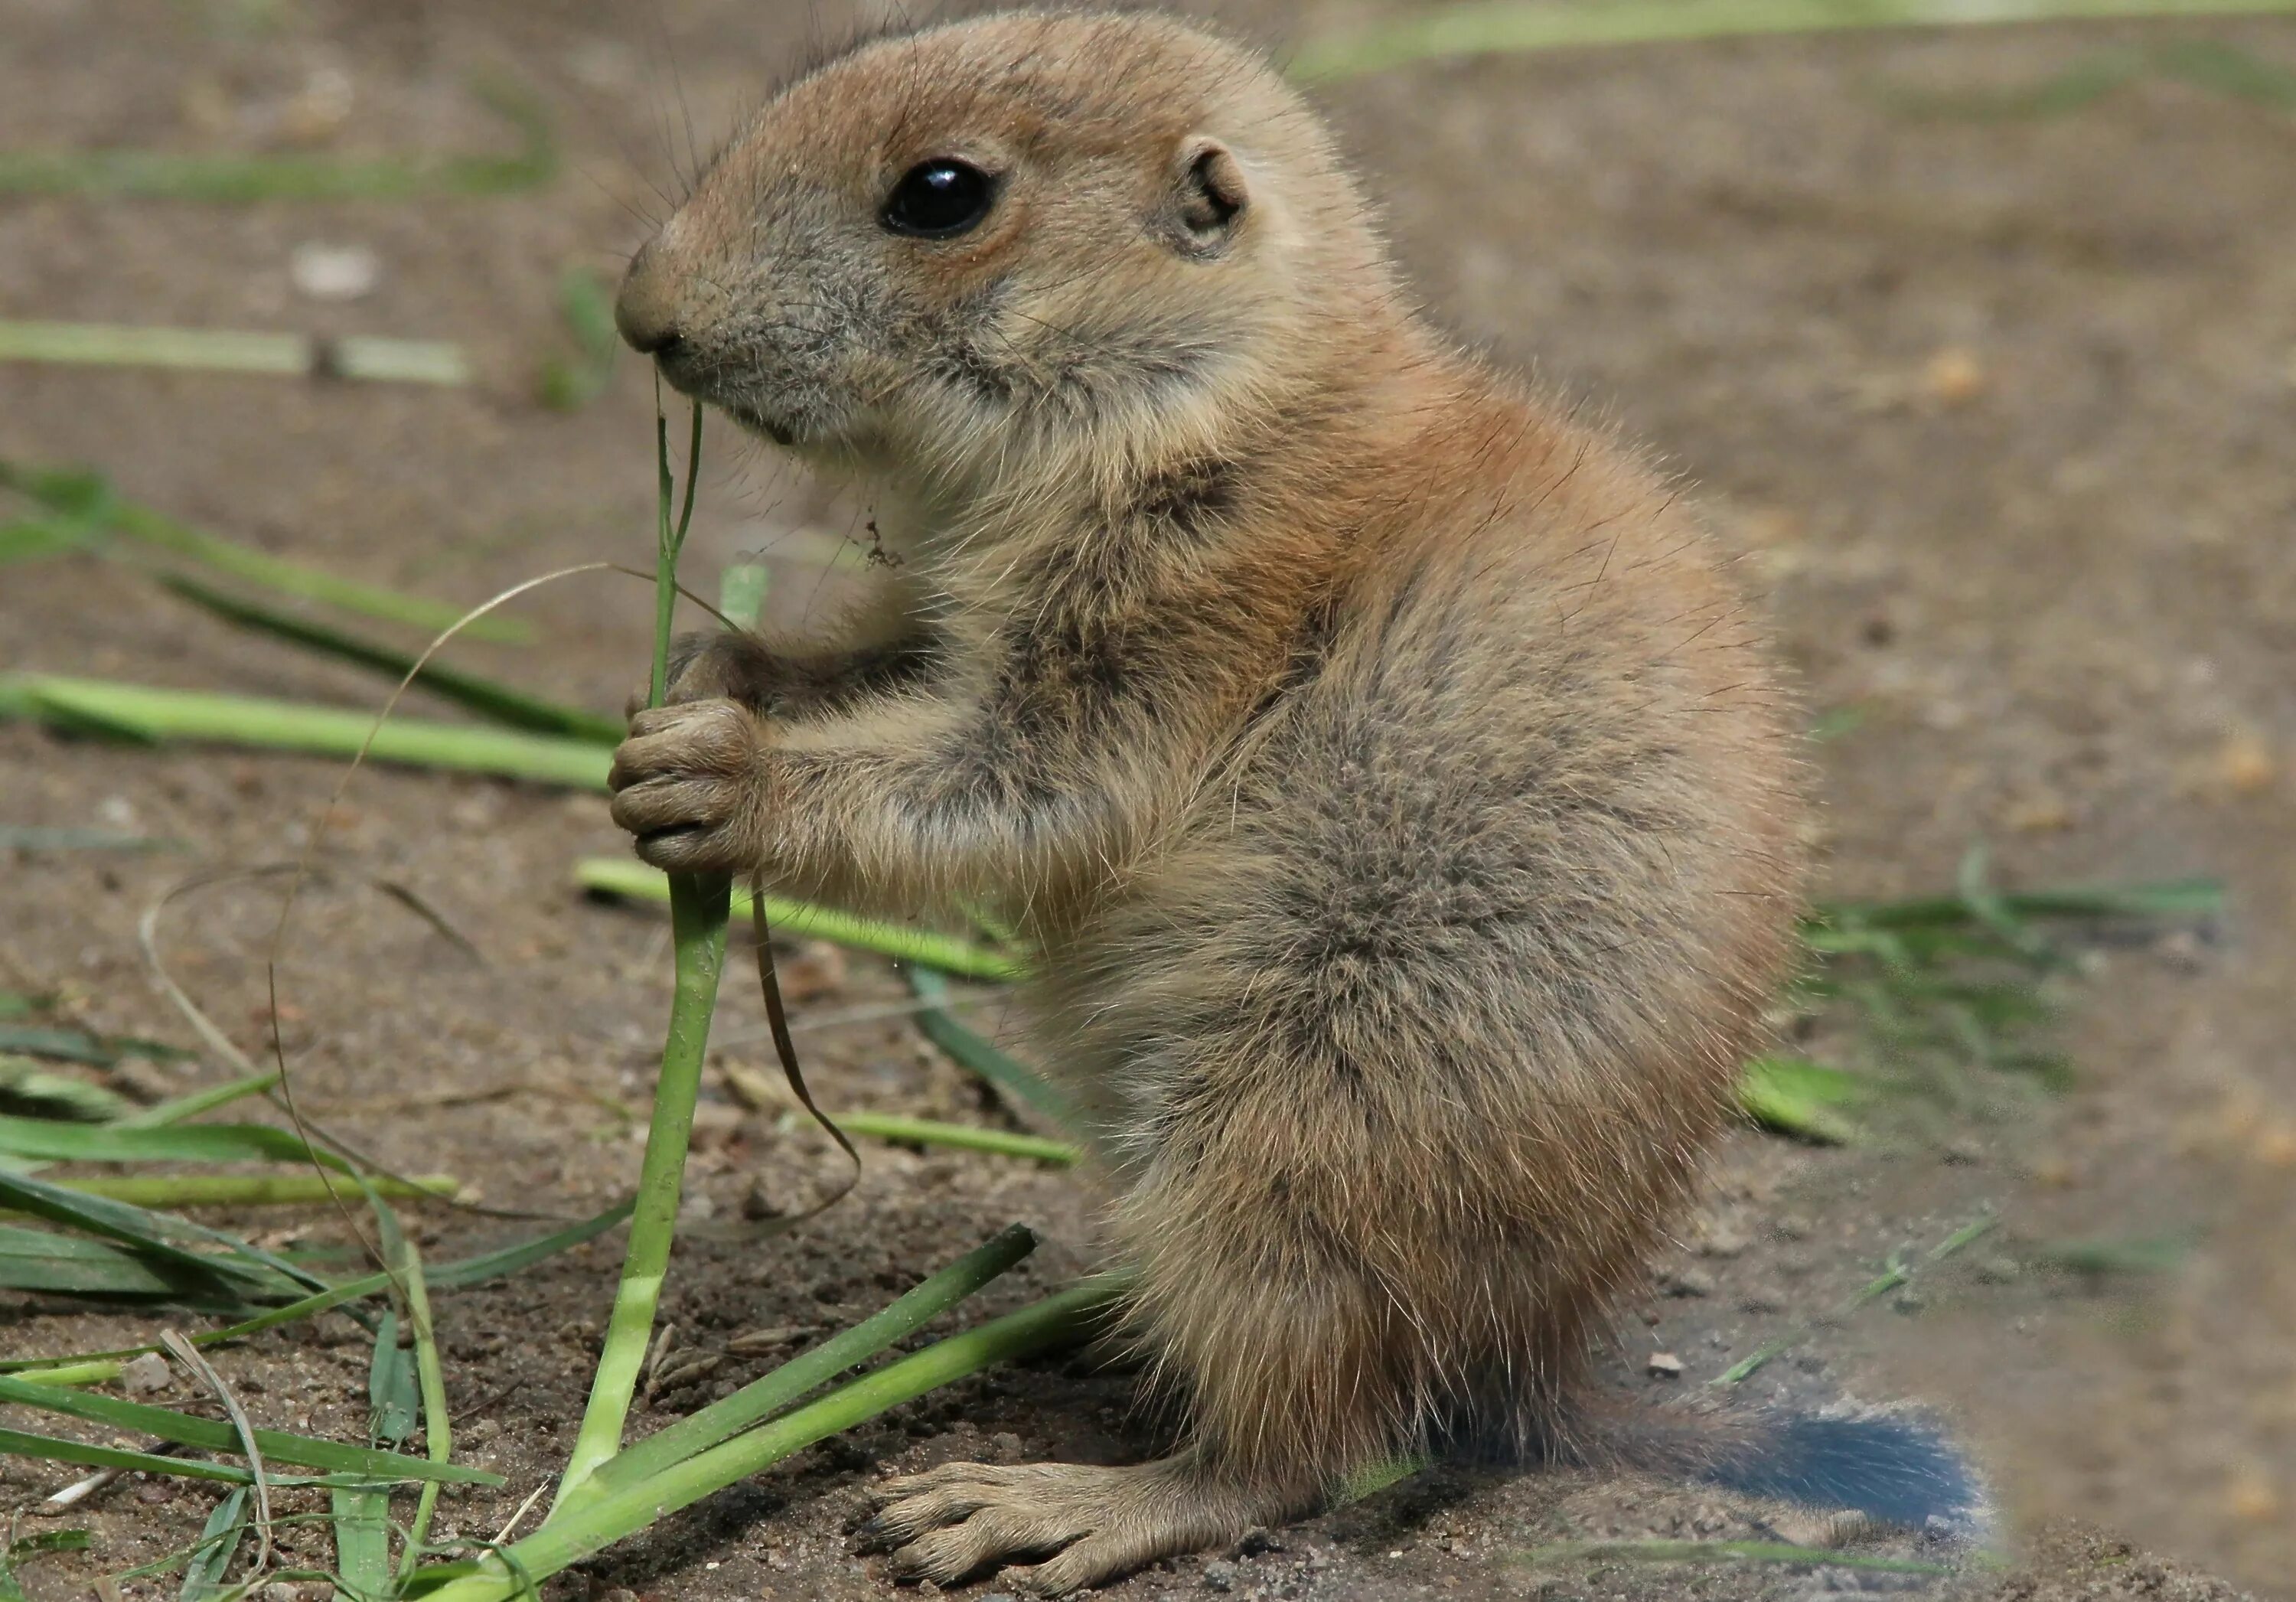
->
[861,1455,1313,1597]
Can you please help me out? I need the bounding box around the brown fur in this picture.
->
[607,10,1806,1593]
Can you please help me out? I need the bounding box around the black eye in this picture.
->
[881,158,995,239]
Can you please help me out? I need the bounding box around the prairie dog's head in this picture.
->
[616,9,1388,488]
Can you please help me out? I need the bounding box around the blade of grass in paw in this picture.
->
[551,398,729,1510]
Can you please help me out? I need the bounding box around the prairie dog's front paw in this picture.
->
[608,699,770,875]
[623,628,784,719]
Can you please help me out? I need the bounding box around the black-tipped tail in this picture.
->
[1701,1412,1984,1533]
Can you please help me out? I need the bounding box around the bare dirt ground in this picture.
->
[3,2,2293,1599]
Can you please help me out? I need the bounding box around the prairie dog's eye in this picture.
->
[881,158,996,238]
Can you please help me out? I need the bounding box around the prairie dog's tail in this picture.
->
[1695,1411,1985,1531]
[1437,1396,1988,1535]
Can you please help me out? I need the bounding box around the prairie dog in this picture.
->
[608,10,1808,1594]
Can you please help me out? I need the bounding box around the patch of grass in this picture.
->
[1883,38,2296,119]
[1291,0,2296,81]
[1789,850,2221,1117]
[0,460,532,643]
[0,674,610,787]
[0,77,554,202]
[156,571,621,740]
[1716,1211,1998,1384]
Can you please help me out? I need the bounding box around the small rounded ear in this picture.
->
[1175,135,1247,237]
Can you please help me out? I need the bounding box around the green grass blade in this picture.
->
[156,573,620,740]
[0,1113,352,1166]
[717,564,770,630]
[0,1425,259,1486]
[576,859,1026,980]
[1815,876,2223,930]
[416,1278,1124,1601]
[0,460,532,644]
[367,1309,419,1444]
[1737,1055,1867,1144]
[384,1215,454,1574]
[836,1111,1078,1165]
[0,1375,502,1483]
[0,1059,134,1122]
[906,969,1071,1124]
[183,1489,251,1602]
[0,1222,245,1302]
[333,1486,393,1602]
[116,1071,283,1129]
[552,870,731,1510]
[0,1197,634,1374]
[8,1535,92,1574]
[576,1224,1038,1502]
[2,675,608,788]
[0,76,553,202]
[1291,0,2296,80]
[0,1169,305,1297]
[553,402,724,1515]
[52,1173,458,1209]
[10,1360,126,1387]
[0,1022,193,1066]
[0,824,185,851]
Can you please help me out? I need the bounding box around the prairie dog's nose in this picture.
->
[615,240,684,356]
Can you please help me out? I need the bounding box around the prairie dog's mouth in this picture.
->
[651,354,799,447]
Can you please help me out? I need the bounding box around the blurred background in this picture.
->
[2,2,2292,1598]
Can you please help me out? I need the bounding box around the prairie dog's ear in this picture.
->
[1173,135,1248,241]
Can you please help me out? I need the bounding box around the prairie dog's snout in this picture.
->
[612,237,683,357]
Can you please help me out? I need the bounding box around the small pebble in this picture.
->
[1646,1352,1684,1379]
[119,1352,173,1394]
[1200,1558,1237,1592]
[289,241,380,302]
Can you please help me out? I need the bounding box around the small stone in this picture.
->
[1660,1267,1714,1299]
[1201,1558,1238,1591]
[1646,1352,1684,1379]
[1921,346,1987,406]
[278,66,355,144]
[2001,791,2073,833]
[742,1176,791,1221]
[2225,1466,2281,1522]
[1975,1255,2023,1285]
[1697,1225,1750,1259]
[289,241,380,302]
[2157,928,2208,973]
[677,1191,717,1225]
[1890,1291,1927,1316]
[2216,732,2275,798]
[119,1352,173,1394]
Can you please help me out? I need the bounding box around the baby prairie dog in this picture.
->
[608,9,1804,1594]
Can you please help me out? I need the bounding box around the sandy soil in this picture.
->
[3,2,2293,1599]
